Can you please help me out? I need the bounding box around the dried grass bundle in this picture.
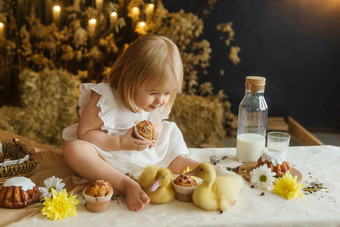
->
[0,68,80,147]
[169,94,226,147]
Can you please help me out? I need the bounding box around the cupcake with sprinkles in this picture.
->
[173,167,202,202]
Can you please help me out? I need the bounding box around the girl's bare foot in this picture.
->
[123,178,150,211]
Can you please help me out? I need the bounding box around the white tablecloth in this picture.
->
[8,145,340,227]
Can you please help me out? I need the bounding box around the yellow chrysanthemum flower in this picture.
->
[273,173,305,200]
[41,188,80,220]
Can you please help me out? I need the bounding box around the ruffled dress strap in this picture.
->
[62,83,118,141]
[79,83,118,135]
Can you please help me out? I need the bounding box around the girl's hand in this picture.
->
[149,131,159,149]
[120,127,152,151]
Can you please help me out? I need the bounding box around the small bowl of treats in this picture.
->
[173,174,202,202]
[83,180,113,213]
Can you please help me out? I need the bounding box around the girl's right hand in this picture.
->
[119,127,152,151]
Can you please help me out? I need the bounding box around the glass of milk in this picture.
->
[267,131,291,159]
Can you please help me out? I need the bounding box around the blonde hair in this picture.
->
[109,34,183,112]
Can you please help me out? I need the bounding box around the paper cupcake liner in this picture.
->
[83,189,113,202]
[133,126,147,141]
[174,191,193,202]
[85,200,111,213]
[173,182,197,194]
[83,189,113,213]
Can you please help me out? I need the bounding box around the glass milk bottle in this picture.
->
[236,76,268,162]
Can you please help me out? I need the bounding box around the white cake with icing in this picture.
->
[260,151,285,166]
[0,176,40,209]
[256,151,291,177]
[3,176,36,191]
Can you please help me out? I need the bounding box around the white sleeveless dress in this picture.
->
[62,83,189,176]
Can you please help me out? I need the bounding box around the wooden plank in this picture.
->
[287,117,324,146]
[267,117,289,132]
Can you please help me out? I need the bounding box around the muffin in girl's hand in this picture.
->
[134,120,157,141]
[83,180,113,213]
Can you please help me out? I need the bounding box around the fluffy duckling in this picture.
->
[138,165,159,190]
[192,162,243,212]
[137,165,175,204]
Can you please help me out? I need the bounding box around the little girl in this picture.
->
[62,35,199,211]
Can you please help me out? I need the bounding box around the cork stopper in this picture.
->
[245,76,266,93]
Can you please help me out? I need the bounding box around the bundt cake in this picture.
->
[256,151,291,177]
[134,120,157,140]
[0,177,40,209]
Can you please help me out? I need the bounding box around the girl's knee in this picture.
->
[63,140,78,161]
[63,140,86,160]
[63,140,98,161]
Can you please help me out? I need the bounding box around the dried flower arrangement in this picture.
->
[0,0,239,147]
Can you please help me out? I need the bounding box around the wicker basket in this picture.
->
[0,138,37,184]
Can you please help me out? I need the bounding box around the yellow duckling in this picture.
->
[192,162,243,212]
[137,165,175,204]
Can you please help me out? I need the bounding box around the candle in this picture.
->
[96,0,103,12]
[53,5,61,26]
[146,3,154,21]
[131,6,140,17]
[135,21,147,35]
[110,11,118,24]
[130,6,140,24]
[88,18,97,36]
[0,22,4,40]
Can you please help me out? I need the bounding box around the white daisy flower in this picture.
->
[39,176,65,198]
[250,165,276,190]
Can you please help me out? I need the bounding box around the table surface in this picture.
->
[7,145,340,227]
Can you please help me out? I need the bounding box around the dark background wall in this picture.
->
[164,0,340,131]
